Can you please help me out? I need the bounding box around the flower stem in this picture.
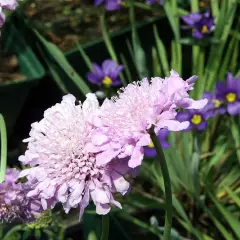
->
[149,128,172,240]
[100,215,109,240]
[0,114,7,183]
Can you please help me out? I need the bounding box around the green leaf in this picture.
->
[120,53,131,84]
[209,192,240,239]
[88,231,98,240]
[152,47,162,77]
[163,0,180,40]
[3,225,24,240]
[117,212,162,238]
[129,0,148,78]
[191,152,200,199]
[153,25,169,76]
[34,30,91,95]
[230,117,240,163]
[224,187,240,208]
[0,114,7,183]
[100,14,127,85]
[76,42,93,71]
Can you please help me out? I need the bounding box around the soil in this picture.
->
[0,53,25,83]
[23,0,162,51]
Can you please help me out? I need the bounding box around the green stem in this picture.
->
[100,215,110,240]
[149,127,172,240]
[0,114,7,183]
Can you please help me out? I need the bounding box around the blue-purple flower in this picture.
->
[87,60,123,87]
[144,129,170,157]
[215,73,240,115]
[182,11,215,39]
[94,0,122,11]
[176,109,210,131]
[203,91,226,117]
[146,0,164,5]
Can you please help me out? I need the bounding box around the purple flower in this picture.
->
[215,73,240,115]
[94,0,122,11]
[19,94,133,217]
[203,91,226,117]
[147,0,164,5]
[0,168,42,223]
[176,109,209,131]
[182,11,215,39]
[87,60,123,87]
[144,129,170,158]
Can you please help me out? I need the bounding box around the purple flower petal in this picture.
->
[196,121,207,131]
[144,147,156,158]
[94,0,104,7]
[227,102,240,115]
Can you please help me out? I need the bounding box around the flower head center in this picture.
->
[191,114,202,125]
[148,139,155,148]
[226,92,236,103]
[103,76,112,87]
[201,25,208,33]
[212,99,222,108]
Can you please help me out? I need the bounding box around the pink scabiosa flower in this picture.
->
[0,168,42,223]
[19,94,132,218]
[87,70,207,168]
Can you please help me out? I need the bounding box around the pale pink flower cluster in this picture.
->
[0,0,18,28]
[87,70,207,168]
[19,70,207,217]
[19,94,132,217]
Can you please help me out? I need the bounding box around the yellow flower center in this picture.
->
[102,76,112,87]
[212,99,222,108]
[191,114,202,125]
[148,139,155,148]
[201,25,208,33]
[225,92,236,103]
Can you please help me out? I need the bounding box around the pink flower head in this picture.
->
[87,70,207,168]
[0,168,42,223]
[19,94,132,218]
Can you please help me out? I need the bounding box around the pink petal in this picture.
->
[96,203,111,215]
[96,148,120,165]
[92,132,108,145]
[128,146,144,168]
[137,134,151,147]
[95,188,110,204]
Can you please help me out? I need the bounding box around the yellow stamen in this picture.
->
[201,25,208,33]
[191,114,202,125]
[225,92,236,103]
[148,139,155,148]
[103,76,112,87]
[212,99,222,108]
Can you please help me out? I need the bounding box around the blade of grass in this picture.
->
[34,30,91,95]
[0,114,7,183]
[100,14,127,84]
[152,47,162,77]
[76,42,93,71]
[120,53,131,84]
[129,0,148,78]
[224,187,240,208]
[208,192,240,238]
[210,0,220,21]
[153,25,170,76]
